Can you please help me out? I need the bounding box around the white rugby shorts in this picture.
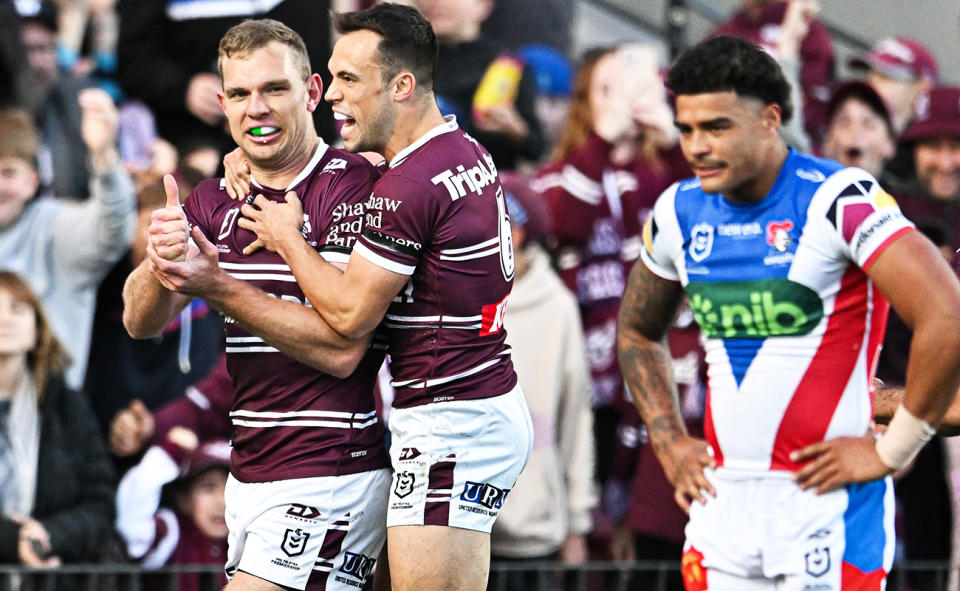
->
[224,468,390,590]
[680,468,894,590]
[386,384,534,532]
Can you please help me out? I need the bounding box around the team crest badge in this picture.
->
[394,471,415,498]
[681,547,707,591]
[689,223,714,262]
[281,528,310,557]
[804,547,830,577]
[765,220,794,253]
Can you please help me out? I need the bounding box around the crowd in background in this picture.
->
[2,0,960,589]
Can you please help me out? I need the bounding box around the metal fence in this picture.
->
[0,561,955,591]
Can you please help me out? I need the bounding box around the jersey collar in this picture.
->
[250,137,329,192]
[389,115,459,168]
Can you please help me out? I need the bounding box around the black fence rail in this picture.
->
[0,561,954,591]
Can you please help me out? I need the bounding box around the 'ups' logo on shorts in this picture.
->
[340,551,375,581]
[394,471,415,498]
[281,528,310,557]
[460,481,509,509]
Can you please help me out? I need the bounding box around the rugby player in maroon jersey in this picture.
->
[123,20,391,591]
[222,5,533,591]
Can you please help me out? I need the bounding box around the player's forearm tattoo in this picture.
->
[617,261,687,451]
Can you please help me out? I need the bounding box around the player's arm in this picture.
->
[795,230,960,491]
[148,226,374,378]
[122,258,192,338]
[123,175,193,339]
[874,384,960,437]
[616,259,716,513]
[870,231,960,425]
[238,193,409,340]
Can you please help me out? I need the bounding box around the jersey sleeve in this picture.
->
[312,160,379,266]
[353,174,437,276]
[639,182,683,281]
[818,170,915,271]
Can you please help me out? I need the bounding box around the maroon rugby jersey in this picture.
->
[183,142,389,482]
[533,133,689,406]
[352,117,518,408]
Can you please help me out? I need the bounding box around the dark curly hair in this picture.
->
[667,36,793,124]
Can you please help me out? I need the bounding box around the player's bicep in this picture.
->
[618,258,685,343]
[867,229,960,330]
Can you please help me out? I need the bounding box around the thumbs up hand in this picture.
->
[149,174,190,262]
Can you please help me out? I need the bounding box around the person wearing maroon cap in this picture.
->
[117,438,231,591]
[889,86,960,250]
[487,172,596,591]
[821,80,896,179]
[850,36,939,136]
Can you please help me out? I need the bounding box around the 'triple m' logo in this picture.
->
[686,279,823,339]
[460,481,510,509]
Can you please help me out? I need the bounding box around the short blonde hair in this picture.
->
[218,19,311,82]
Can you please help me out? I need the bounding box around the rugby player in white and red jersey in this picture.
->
[227,5,533,591]
[122,20,390,591]
[617,36,960,590]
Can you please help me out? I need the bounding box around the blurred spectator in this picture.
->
[850,36,938,136]
[710,0,833,146]
[533,45,689,488]
[0,94,136,389]
[0,0,33,110]
[0,271,116,582]
[517,44,574,157]
[608,304,705,591]
[16,0,96,199]
[116,0,335,159]
[887,86,960,250]
[416,0,546,170]
[489,173,596,589]
[482,0,574,57]
[108,353,233,460]
[54,0,120,85]
[85,177,223,440]
[116,439,229,591]
[821,80,896,179]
